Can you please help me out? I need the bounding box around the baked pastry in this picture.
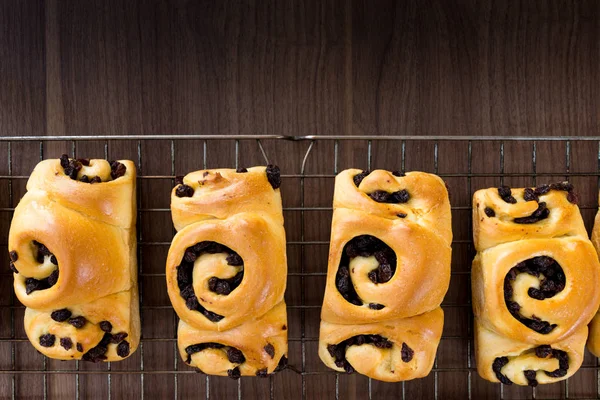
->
[319,169,452,381]
[472,183,600,385]
[8,155,139,361]
[587,192,600,356]
[319,307,443,382]
[166,166,288,377]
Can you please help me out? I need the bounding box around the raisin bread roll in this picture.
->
[319,169,452,381]
[8,155,139,361]
[587,193,600,357]
[319,307,443,382]
[472,183,600,385]
[166,166,288,377]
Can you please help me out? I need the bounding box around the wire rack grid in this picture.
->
[1,134,600,400]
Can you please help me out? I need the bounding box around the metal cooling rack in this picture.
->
[1,134,600,400]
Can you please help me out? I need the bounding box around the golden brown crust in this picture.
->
[475,319,585,385]
[472,237,600,344]
[178,301,288,376]
[334,169,452,243]
[472,187,586,252]
[166,212,287,332]
[321,208,451,324]
[168,167,288,376]
[8,157,139,362]
[472,185,600,385]
[171,167,283,231]
[319,169,451,381]
[319,308,443,382]
[586,193,600,356]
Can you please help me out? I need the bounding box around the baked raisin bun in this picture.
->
[166,166,288,377]
[8,155,139,361]
[472,183,600,385]
[586,192,600,357]
[318,169,452,381]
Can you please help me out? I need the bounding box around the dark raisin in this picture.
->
[369,190,390,202]
[174,176,184,185]
[368,303,385,310]
[567,191,578,204]
[99,321,113,332]
[90,176,101,184]
[25,278,41,294]
[273,355,288,373]
[9,251,18,262]
[236,168,248,173]
[60,154,70,168]
[264,343,275,359]
[82,340,108,363]
[492,357,512,385]
[367,270,377,283]
[80,175,90,183]
[69,316,87,329]
[110,161,127,179]
[392,189,410,203]
[484,207,495,217]
[528,288,545,300]
[9,262,18,274]
[227,367,241,380]
[50,255,58,265]
[64,166,78,180]
[60,337,73,351]
[353,171,370,187]
[266,165,281,189]
[47,269,59,286]
[185,295,200,310]
[117,341,130,358]
[226,253,243,266]
[110,332,128,344]
[378,263,393,283]
[535,345,552,358]
[514,202,549,224]
[39,334,56,347]
[344,363,355,374]
[76,343,83,352]
[397,213,407,218]
[77,158,90,166]
[175,184,194,198]
[523,188,538,202]
[214,281,231,295]
[524,370,538,387]
[35,241,51,257]
[392,170,405,177]
[51,309,72,322]
[550,182,573,192]
[183,250,197,263]
[226,347,246,364]
[256,368,268,377]
[534,184,550,196]
[401,343,414,362]
[498,186,517,204]
[506,301,521,313]
[282,325,287,330]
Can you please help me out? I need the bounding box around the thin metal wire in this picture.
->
[137,140,145,400]
[171,139,178,400]
[467,141,472,400]
[8,142,14,400]
[4,134,600,142]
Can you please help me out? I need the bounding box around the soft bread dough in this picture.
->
[9,157,139,361]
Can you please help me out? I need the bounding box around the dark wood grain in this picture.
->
[1,0,600,399]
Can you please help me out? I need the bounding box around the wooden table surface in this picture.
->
[1,1,599,399]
